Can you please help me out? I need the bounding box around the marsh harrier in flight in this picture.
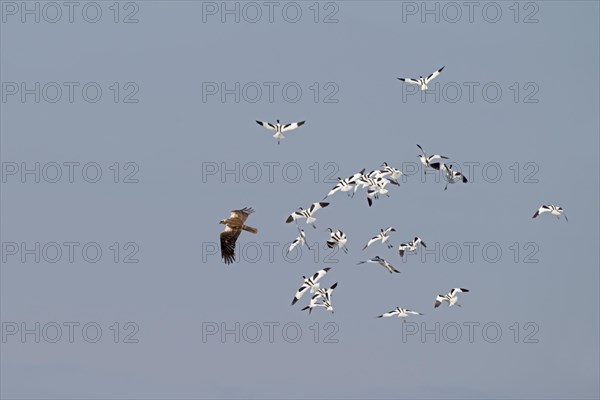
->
[219,207,258,264]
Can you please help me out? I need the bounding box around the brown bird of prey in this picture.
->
[219,207,258,264]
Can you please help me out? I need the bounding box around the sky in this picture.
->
[1,1,599,399]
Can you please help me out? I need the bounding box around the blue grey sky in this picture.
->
[1,1,599,399]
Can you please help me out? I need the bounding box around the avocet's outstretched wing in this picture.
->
[281,121,305,132]
[397,77,421,85]
[425,66,445,84]
[256,120,276,131]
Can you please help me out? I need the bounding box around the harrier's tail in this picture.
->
[242,225,258,234]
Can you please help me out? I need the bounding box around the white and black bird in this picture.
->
[398,66,445,91]
[363,227,396,250]
[291,267,331,305]
[377,307,423,321]
[351,170,377,196]
[532,205,568,222]
[286,202,329,229]
[352,170,395,204]
[366,169,397,184]
[302,282,337,314]
[416,144,449,174]
[430,163,468,190]
[381,162,403,184]
[287,227,311,254]
[434,288,469,308]
[352,172,371,194]
[314,282,338,302]
[365,177,392,207]
[256,119,305,145]
[326,228,348,253]
[302,295,334,314]
[324,169,366,199]
[325,177,354,198]
[357,256,400,274]
[340,169,369,199]
[398,237,427,257]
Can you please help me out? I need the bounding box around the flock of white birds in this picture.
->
[219,66,568,321]
[283,151,471,319]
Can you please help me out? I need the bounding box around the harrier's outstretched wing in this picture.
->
[220,226,242,264]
